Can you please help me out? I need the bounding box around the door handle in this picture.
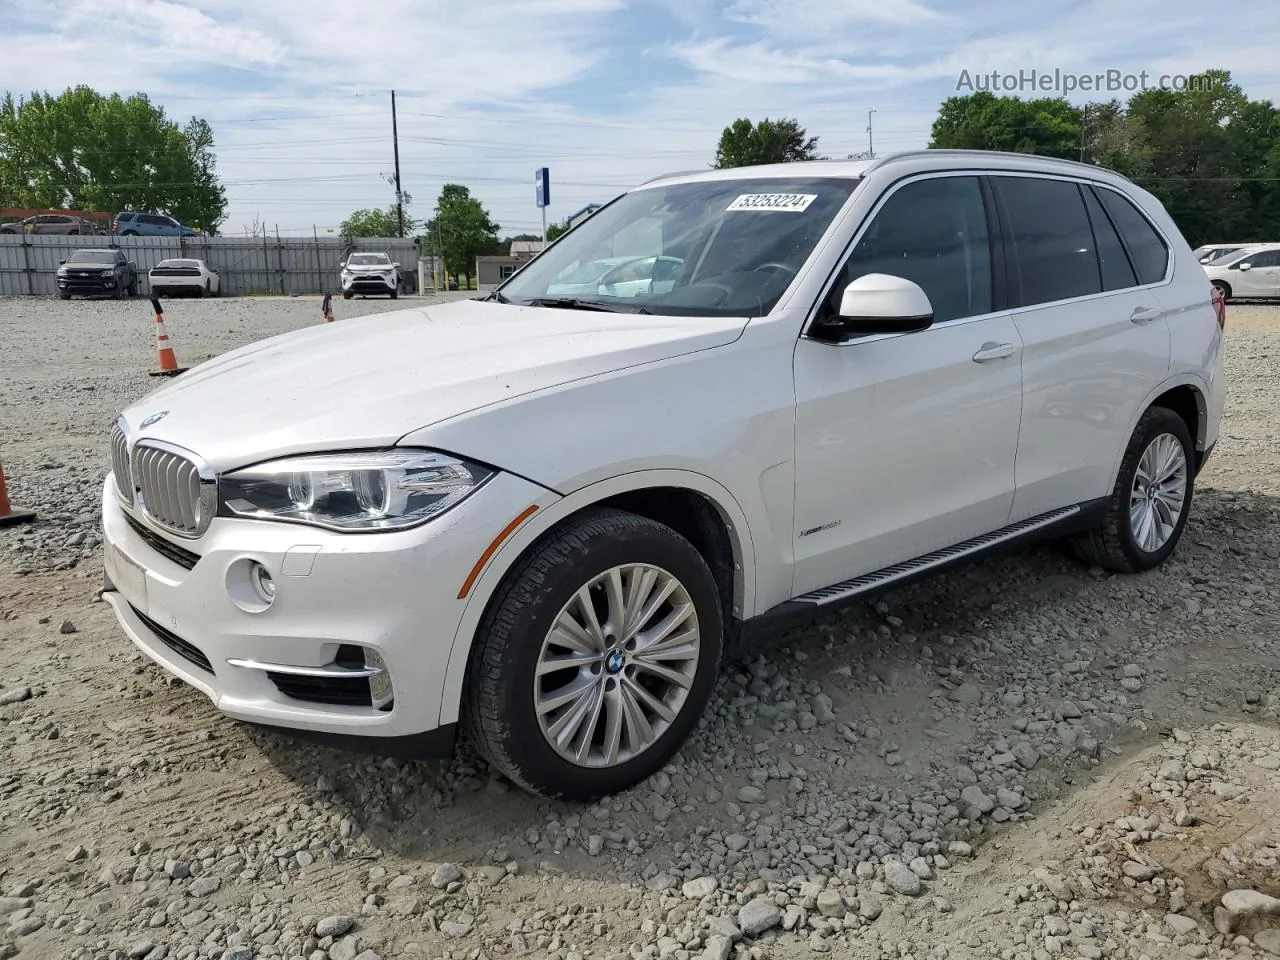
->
[1130,306,1160,324]
[972,341,1017,362]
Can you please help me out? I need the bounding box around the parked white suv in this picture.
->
[340,252,399,299]
[101,150,1225,801]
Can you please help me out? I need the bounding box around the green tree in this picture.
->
[424,184,500,288]
[713,118,821,168]
[0,85,226,231]
[546,222,569,241]
[340,205,411,237]
[929,91,1081,158]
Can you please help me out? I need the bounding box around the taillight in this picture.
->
[1210,285,1226,329]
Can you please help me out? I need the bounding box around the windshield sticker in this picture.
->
[726,193,817,212]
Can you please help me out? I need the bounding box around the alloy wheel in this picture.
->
[1129,432,1188,552]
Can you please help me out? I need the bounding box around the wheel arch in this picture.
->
[436,469,756,727]
[1109,375,1208,487]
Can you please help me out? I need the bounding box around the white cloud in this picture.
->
[725,0,945,31]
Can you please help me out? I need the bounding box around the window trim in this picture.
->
[802,170,1002,343]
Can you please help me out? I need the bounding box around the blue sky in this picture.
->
[2,0,1277,236]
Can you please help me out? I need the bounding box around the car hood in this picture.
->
[344,264,393,272]
[121,298,748,471]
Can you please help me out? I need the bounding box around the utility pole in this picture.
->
[391,90,404,238]
[867,108,877,158]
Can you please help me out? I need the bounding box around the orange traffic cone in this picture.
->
[322,292,335,323]
[148,298,187,377]
[0,461,36,527]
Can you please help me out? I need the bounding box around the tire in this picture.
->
[1070,406,1195,573]
[203,279,211,298]
[121,230,139,237]
[1211,280,1231,300]
[342,291,353,300]
[390,289,398,300]
[128,278,138,297]
[113,282,127,300]
[59,293,71,301]
[463,508,723,801]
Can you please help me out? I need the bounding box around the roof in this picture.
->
[565,203,602,222]
[637,149,1138,191]
[509,240,547,255]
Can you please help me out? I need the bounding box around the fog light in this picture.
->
[251,562,275,604]
[366,648,393,708]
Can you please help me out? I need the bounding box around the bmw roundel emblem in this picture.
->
[140,410,169,428]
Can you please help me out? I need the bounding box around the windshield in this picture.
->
[348,254,390,265]
[68,250,114,264]
[499,176,860,317]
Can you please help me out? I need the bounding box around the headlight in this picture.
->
[100,269,114,278]
[218,449,495,532]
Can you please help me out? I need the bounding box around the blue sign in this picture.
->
[535,167,550,208]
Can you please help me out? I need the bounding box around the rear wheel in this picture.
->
[464,509,723,801]
[1071,406,1195,573]
[1212,280,1231,300]
[121,230,139,237]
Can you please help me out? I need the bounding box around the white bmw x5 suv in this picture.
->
[101,150,1226,801]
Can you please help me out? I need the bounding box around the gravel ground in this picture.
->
[1,295,1279,960]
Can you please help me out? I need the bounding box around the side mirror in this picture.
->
[819,274,934,339]
[1238,262,1252,271]
[393,261,400,268]
[58,259,66,265]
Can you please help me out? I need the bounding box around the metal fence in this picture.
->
[0,234,436,297]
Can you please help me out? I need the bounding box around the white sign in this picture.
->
[726,193,817,212]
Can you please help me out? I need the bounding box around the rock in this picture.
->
[1253,755,1280,771]
[703,935,733,960]
[188,876,220,897]
[1121,677,1142,693]
[1214,907,1239,935]
[884,860,923,896]
[908,858,933,879]
[948,841,973,858]
[948,682,981,704]
[0,899,32,917]
[7,917,42,936]
[0,688,32,706]
[316,916,356,938]
[858,898,883,921]
[64,845,87,862]
[1211,781,1246,800]
[682,877,717,899]
[1012,743,1040,770]
[645,873,676,892]
[59,619,77,634]
[736,786,766,804]
[1058,700,1083,719]
[1255,930,1280,957]
[431,863,462,888]
[1032,868,1074,901]
[1045,917,1069,937]
[330,936,361,960]
[708,917,741,941]
[1122,861,1158,882]
[815,889,845,918]
[1166,914,1198,935]
[724,834,750,852]
[126,942,155,959]
[165,860,190,880]
[438,919,473,938]
[1222,889,1280,917]
[352,953,381,960]
[960,786,995,813]
[738,898,782,937]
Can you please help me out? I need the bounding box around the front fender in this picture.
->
[435,468,757,727]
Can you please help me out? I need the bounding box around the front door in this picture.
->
[791,174,1024,596]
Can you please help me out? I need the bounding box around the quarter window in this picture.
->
[1095,188,1169,284]
[994,176,1100,307]
[829,175,992,323]
[1081,188,1137,291]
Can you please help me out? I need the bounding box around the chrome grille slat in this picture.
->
[130,440,210,538]
[110,422,133,505]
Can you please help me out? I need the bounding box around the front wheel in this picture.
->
[1212,280,1231,300]
[464,509,723,801]
[389,289,398,300]
[1071,406,1195,573]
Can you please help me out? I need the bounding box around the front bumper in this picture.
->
[58,275,118,294]
[100,468,554,749]
[341,274,397,293]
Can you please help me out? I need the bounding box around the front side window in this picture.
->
[825,174,992,324]
[995,176,1101,307]
[498,176,859,317]
[1240,250,1280,268]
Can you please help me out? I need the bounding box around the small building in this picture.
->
[476,239,547,292]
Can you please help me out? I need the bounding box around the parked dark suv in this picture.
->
[57,248,139,299]
[113,211,199,237]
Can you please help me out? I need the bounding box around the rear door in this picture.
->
[993,175,1172,521]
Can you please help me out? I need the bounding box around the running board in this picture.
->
[792,505,1081,606]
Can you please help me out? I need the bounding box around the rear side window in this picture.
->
[1082,188,1138,290]
[994,176,1100,307]
[1095,188,1169,284]
[117,213,136,221]
[1241,250,1280,268]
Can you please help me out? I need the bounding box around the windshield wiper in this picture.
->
[519,297,621,312]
